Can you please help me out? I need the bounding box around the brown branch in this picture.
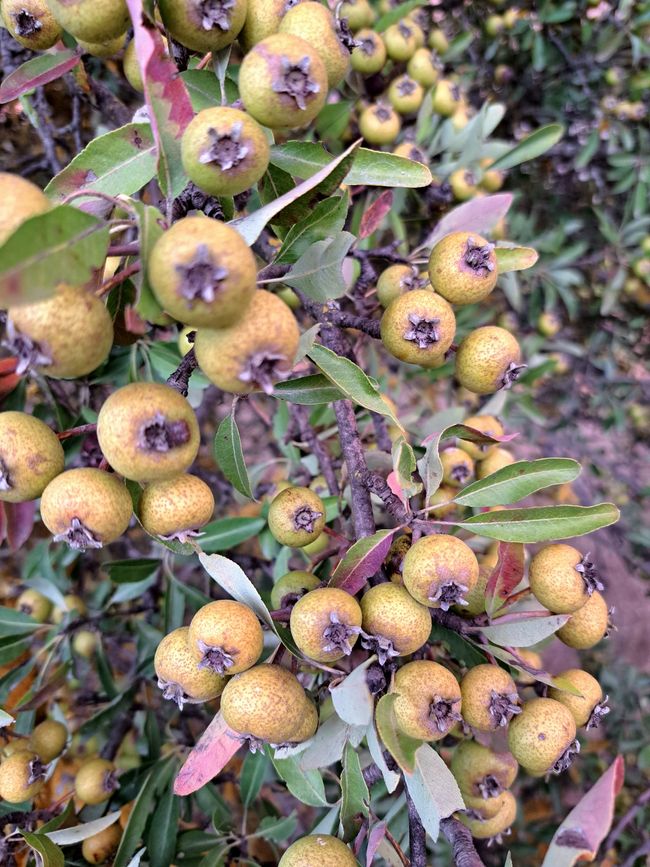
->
[100,711,134,761]
[96,261,141,297]
[371,411,393,453]
[57,423,97,441]
[406,787,427,867]
[604,787,650,852]
[440,817,487,867]
[332,398,376,539]
[359,468,409,523]
[167,347,199,397]
[291,404,339,496]
[298,292,381,338]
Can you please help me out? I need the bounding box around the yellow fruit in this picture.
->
[451,740,518,799]
[154,626,226,707]
[402,534,479,610]
[75,758,118,805]
[529,545,602,615]
[0,750,46,802]
[432,79,461,116]
[428,232,498,306]
[2,0,62,50]
[448,169,478,201]
[392,660,462,740]
[138,473,214,539]
[350,29,385,75]
[380,289,456,367]
[360,583,431,660]
[268,486,325,548]
[52,594,87,624]
[278,835,358,866]
[239,0,287,50]
[0,173,51,246]
[426,484,458,519]
[339,0,374,31]
[290,587,362,662]
[440,447,475,487]
[29,720,68,762]
[358,103,401,145]
[384,21,420,62]
[557,591,610,649]
[47,0,129,42]
[457,790,517,840]
[187,600,264,675]
[270,571,321,610]
[428,28,449,54]
[388,74,424,115]
[460,664,521,732]
[548,669,608,729]
[507,698,578,775]
[376,264,425,308]
[81,823,122,864]
[159,0,247,52]
[514,649,543,685]
[455,326,524,394]
[538,311,561,337]
[477,448,515,478]
[463,789,513,820]
[279,2,350,88]
[15,588,52,622]
[459,415,504,460]
[407,48,439,87]
[462,563,490,616]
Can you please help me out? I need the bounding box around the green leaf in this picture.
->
[392,436,423,499]
[0,206,110,307]
[199,517,266,552]
[273,374,345,404]
[282,233,355,301]
[180,69,224,111]
[403,744,466,843]
[47,812,121,845]
[276,195,349,264]
[132,201,167,322]
[449,503,620,542]
[375,693,421,773]
[270,752,330,807]
[147,787,179,867]
[105,559,160,584]
[254,814,298,843]
[340,742,370,840]
[375,0,424,32]
[0,635,30,665]
[476,613,570,648]
[0,50,80,104]
[453,459,581,507]
[366,723,400,793]
[495,246,540,273]
[198,553,275,630]
[330,656,376,727]
[0,605,43,635]
[490,124,564,172]
[240,750,268,807]
[214,411,253,499]
[21,832,64,867]
[428,622,487,668]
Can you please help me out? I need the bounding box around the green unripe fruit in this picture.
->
[29,720,68,763]
[0,412,64,503]
[279,835,359,866]
[78,33,127,57]
[440,447,475,487]
[52,594,87,624]
[138,473,214,540]
[463,789,513,820]
[158,0,247,52]
[402,533,480,610]
[350,29,386,75]
[407,48,440,88]
[485,14,504,36]
[537,311,561,337]
[641,235,650,255]
[7,284,113,379]
[279,2,350,88]
[148,215,257,328]
[0,750,46,803]
[426,484,458,520]
[2,0,62,49]
[47,0,129,42]
[460,664,520,732]
[384,21,420,61]
[477,447,514,479]
[529,545,601,615]
[187,600,264,675]
[457,790,517,839]
[290,587,362,662]
[41,468,132,549]
[82,823,122,864]
[358,103,401,145]
[392,660,462,740]
[557,591,609,649]
[450,740,518,799]
[0,173,51,246]
[339,0,374,32]
[239,34,328,130]
[461,563,490,616]
[97,382,200,483]
[178,326,194,356]
[432,79,461,116]
[302,531,329,556]
[392,142,427,163]
[75,757,118,805]
[632,257,650,282]
[270,570,321,610]
[459,415,504,460]
[72,629,98,658]
[181,107,270,197]
[428,232,498,305]
[16,588,52,623]
[428,27,449,54]
[195,290,300,394]
[455,326,524,394]
[508,698,578,775]
[448,168,477,201]
[380,289,456,367]
[548,669,608,729]
[154,626,226,707]
[360,583,431,660]
[239,0,287,52]
[388,74,424,115]
[122,39,143,91]
[376,264,426,307]
[268,486,325,548]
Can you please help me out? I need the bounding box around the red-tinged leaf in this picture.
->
[329,528,399,595]
[0,370,20,401]
[386,471,409,508]
[0,49,80,105]
[5,501,35,551]
[173,712,242,796]
[366,821,387,867]
[425,193,513,250]
[484,542,525,616]
[0,503,6,546]
[359,190,393,239]
[444,424,519,447]
[542,756,624,867]
[124,305,148,335]
[0,358,18,375]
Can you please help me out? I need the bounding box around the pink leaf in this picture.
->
[173,712,242,796]
[0,503,6,546]
[484,542,525,615]
[5,501,35,551]
[366,821,387,866]
[0,49,80,105]
[386,471,409,508]
[425,193,513,249]
[329,528,399,595]
[542,756,624,866]
[359,191,393,239]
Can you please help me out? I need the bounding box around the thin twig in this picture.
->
[57,423,97,441]
[96,261,141,297]
[604,787,650,852]
[167,347,199,397]
[291,404,339,496]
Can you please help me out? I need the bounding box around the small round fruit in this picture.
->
[52,594,87,624]
[279,2,350,88]
[239,34,328,129]
[97,382,200,483]
[393,142,427,163]
[388,74,424,115]
[432,79,461,116]
[529,545,602,615]
[2,0,62,50]
[75,758,118,806]
[384,21,419,61]
[0,173,51,246]
[79,33,127,58]
[380,289,456,367]
[376,264,426,308]
[340,0,374,31]
[450,740,518,799]
[538,311,561,337]
[268,486,325,548]
[181,107,270,198]
[16,588,52,623]
[122,38,143,90]
[72,629,98,658]
[462,563,490,616]
[29,720,67,762]
[158,0,247,52]
[428,232,498,306]
[402,534,480,610]
[6,285,113,379]
[289,696,319,743]
[557,591,610,650]
[360,583,431,661]
[238,0,288,50]
[270,571,321,610]
[428,28,449,54]
[154,626,226,707]
[455,327,524,395]
[407,48,439,87]
[463,789,513,820]
[477,448,514,479]
[138,474,214,540]
[187,600,264,675]
[41,468,132,549]
[0,412,64,503]
[392,660,462,740]
[460,664,521,732]
[427,484,458,520]
[440,447,475,487]
[358,103,401,145]
[458,790,517,840]
[350,29,385,75]
[507,698,578,775]
[47,0,129,42]
[290,587,362,662]
[0,750,47,802]
[82,823,122,864]
[278,835,358,866]
[459,415,504,460]
[194,290,300,394]
[548,669,609,729]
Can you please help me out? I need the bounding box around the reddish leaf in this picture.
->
[359,190,393,239]
[0,503,6,546]
[329,528,399,595]
[0,50,81,105]
[5,501,35,551]
[123,305,148,335]
[484,542,525,615]
[366,821,387,867]
[386,471,409,508]
[173,712,242,796]
[0,363,20,401]
[445,423,519,447]
[425,193,513,249]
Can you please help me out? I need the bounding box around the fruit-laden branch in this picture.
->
[440,817,488,867]
[359,468,409,523]
[296,291,382,338]
[406,788,428,867]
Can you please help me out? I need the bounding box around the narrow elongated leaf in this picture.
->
[366,822,388,867]
[484,543,525,616]
[276,195,348,263]
[270,752,330,807]
[0,50,80,104]
[21,833,64,867]
[360,190,393,239]
[330,656,376,727]
[475,613,569,647]
[198,553,275,630]
[273,374,345,405]
[403,744,466,843]
[200,517,266,552]
[329,529,399,594]
[340,742,370,840]
[425,194,513,250]
[114,758,175,867]
[449,503,620,542]
[47,813,121,845]
[375,694,421,773]
[174,713,242,796]
[490,124,564,172]
[495,246,539,273]
[453,459,581,507]
[293,714,357,771]
[148,787,180,867]
[283,233,356,301]
[5,500,35,551]
[0,605,43,634]
[214,412,253,499]
[366,722,400,793]
[375,0,424,30]
[240,751,268,808]
[487,644,583,694]
[391,436,423,500]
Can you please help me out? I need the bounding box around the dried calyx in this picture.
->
[53,517,103,551]
[158,678,190,709]
[336,16,357,51]
[322,612,361,655]
[550,738,580,776]
[358,36,377,55]
[398,78,417,95]
[404,313,441,349]
[293,505,322,533]
[487,828,512,848]
[14,10,42,36]
[199,124,249,171]
[196,639,235,675]
[429,580,468,611]
[501,360,527,390]
[102,768,119,795]
[374,104,393,122]
[273,56,320,110]
[2,320,52,374]
[478,773,503,800]
[199,0,235,31]
[27,757,47,785]
[138,413,191,452]
[464,237,495,275]
[574,553,604,595]
[176,244,228,305]
[451,463,471,483]
[360,630,400,666]
[0,458,11,492]
[397,22,412,39]
[488,690,522,727]
[586,696,610,730]
[428,694,462,732]
[238,351,290,394]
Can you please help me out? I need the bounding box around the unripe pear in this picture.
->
[380,289,456,367]
[538,310,561,337]
[376,264,426,308]
[463,789,513,820]
[16,588,52,623]
[47,0,129,42]
[29,719,68,762]
[340,0,374,31]
[2,0,62,50]
[358,103,401,145]
[138,473,214,540]
[428,28,449,54]
[450,740,518,799]
[0,750,46,803]
[158,0,247,52]
[290,587,362,662]
[507,698,578,775]
[392,142,427,163]
[154,626,226,707]
[0,173,51,246]
[72,629,98,658]
[477,447,514,478]
[455,326,525,394]
[388,75,424,115]
[52,594,87,624]
[392,660,462,740]
[448,168,477,201]
[459,415,504,460]
[239,0,287,51]
[0,412,64,504]
[457,790,517,840]
[279,2,350,88]
[270,571,321,610]
[384,532,412,581]
[81,823,122,864]
[402,534,480,610]
[440,447,475,487]
[557,591,610,649]
[479,158,505,193]
[187,600,264,675]
[360,583,432,661]
[407,48,440,87]
[529,545,603,615]
[428,232,498,305]
[426,484,458,520]
[515,649,543,685]
[75,757,118,805]
[302,531,329,556]
[289,695,319,743]
[461,563,490,616]
[384,21,420,61]
[97,382,200,483]
[78,33,127,58]
[548,669,609,729]
[122,38,143,91]
[278,834,359,866]
[460,664,521,732]
[268,486,325,548]
[350,29,386,75]
[432,79,461,116]
[41,468,132,549]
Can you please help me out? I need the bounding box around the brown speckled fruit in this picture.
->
[0,173,51,246]
[529,544,602,615]
[268,486,325,548]
[376,264,426,308]
[97,382,200,483]
[2,0,62,50]
[350,29,386,75]
[459,415,504,460]
[239,0,287,51]
[507,698,578,775]
[47,0,129,42]
[74,757,118,805]
[289,696,319,744]
[187,600,264,675]
[290,587,362,662]
[402,534,479,610]
[477,447,515,478]
[457,790,517,840]
[195,290,300,394]
[40,468,132,550]
[514,648,543,685]
[7,285,113,379]
[429,232,498,305]
[461,563,490,616]
[270,571,321,610]
[463,789,513,821]
[380,289,456,367]
[138,474,214,540]
[440,447,475,487]
[360,583,431,661]
[450,740,518,799]
[279,2,350,87]
[388,74,424,114]
[148,216,257,328]
[29,719,67,762]
[0,751,47,802]
[159,0,247,52]
[16,588,52,623]
[392,660,462,741]
[358,103,401,145]
[81,823,122,864]
[548,669,609,729]
[154,626,226,708]
[460,664,521,732]
[278,834,359,866]
[384,21,420,61]
[557,591,610,649]
[455,327,524,395]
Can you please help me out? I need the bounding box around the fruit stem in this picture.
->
[56,423,98,441]
[96,261,142,297]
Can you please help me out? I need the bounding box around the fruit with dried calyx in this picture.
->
[79,32,127,58]
[529,544,603,615]
[158,0,247,52]
[0,412,64,504]
[388,74,424,115]
[0,750,47,802]
[279,2,350,87]
[278,834,358,866]
[181,107,270,197]
[460,664,521,732]
[457,790,517,841]
[428,232,498,305]
[393,142,427,162]
[432,79,461,116]
[81,823,122,864]
[194,289,300,394]
[392,660,462,740]
[290,587,362,662]
[557,590,610,649]
[270,571,321,610]
[384,21,420,61]
[0,173,51,246]
[268,486,325,547]
[359,583,431,663]
[97,382,200,482]
[29,720,68,762]
[407,48,439,87]
[462,789,514,821]
[459,415,504,460]
[52,594,87,624]
[507,697,578,775]
[376,264,427,308]
[340,0,374,31]
[47,0,129,42]
[455,327,525,394]
[138,473,214,541]
[450,740,518,799]
[402,533,480,610]
[75,757,119,805]
[187,600,264,675]
[40,468,132,550]
[440,447,475,487]
[16,588,52,623]
[1,0,62,50]
[548,669,609,729]
[477,447,515,478]
[358,102,401,145]
[238,0,288,51]
[350,29,386,75]
[380,289,456,367]
[154,626,226,708]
